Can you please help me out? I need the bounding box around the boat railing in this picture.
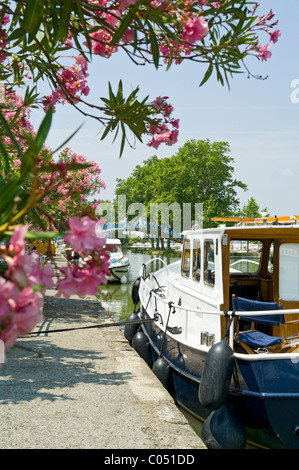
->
[229,259,259,268]
[139,257,172,278]
[139,276,299,348]
[140,275,299,317]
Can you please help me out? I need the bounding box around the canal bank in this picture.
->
[0,254,205,449]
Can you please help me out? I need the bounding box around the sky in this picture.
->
[29,0,299,218]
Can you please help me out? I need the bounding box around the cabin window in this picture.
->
[105,244,122,253]
[181,239,191,278]
[192,240,201,282]
[204,240,215,287]
[229,240,261,274]
[279,243,299,301]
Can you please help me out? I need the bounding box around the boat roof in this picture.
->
[223,224,299,240]
[182,215,299,241]
[106,238,122,244]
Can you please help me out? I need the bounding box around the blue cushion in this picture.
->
[232,296,284,326]
[237,331,283,347]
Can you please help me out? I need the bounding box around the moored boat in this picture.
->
[127,215,299,449]
[106,238,130,283]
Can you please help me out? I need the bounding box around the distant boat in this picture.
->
[105,238,130,283]
[128,215,299,449]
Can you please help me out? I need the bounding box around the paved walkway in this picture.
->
[0,254,205,450]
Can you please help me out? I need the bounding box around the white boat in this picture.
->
[125,215,299,449]
[106,238,130,282]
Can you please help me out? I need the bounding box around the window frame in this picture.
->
[192,239,201,282]
[181,238,191,279]
[204,239,215,288]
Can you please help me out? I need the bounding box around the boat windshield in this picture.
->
[230,240,261,274]
[106,244,122,253]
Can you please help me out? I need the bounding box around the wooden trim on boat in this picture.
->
[221,227,299,343]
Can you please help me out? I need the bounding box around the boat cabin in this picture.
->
[105,238,123,254]
[180,220,299,349]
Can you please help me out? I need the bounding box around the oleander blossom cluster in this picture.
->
[1,89,34,149]
[57,216,110,298]
[2,0,279,151]
[0,217,109,352]
[0,226,53,348]
[252,6,281,62]
[0,13,9,63]
[43,55,90,112]
[147,96,179,149]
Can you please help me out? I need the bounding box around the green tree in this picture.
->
[240,197,268,218]
[115,139,247,230]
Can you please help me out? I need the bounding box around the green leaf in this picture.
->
[119,123,126,158]
[146,22,159,69]
[23,0,44,35]
[35,106,52,153]
[110,12,132,46]
[3,230,60,240]
[20,149,35,177]
[0,178,26,225]
[100,121,113,141]
[199,63,213,87]
[0,179,23,212]
[8,27,26,42]
[28,208,47,231]
[58,0,73,41]
[0,142,11,175]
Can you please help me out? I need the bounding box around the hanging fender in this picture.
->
[131,277,141,305]
[198,340,235,411]
[201,402,247,449]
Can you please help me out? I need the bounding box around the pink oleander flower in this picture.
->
[153,96,169,110]
[269,28,281,44]
[257,43,272,61]
[42,55,90,112]
[90,29,118,57]
[121,28,134,43]
[182,15,209,44]
[5,226,55,290]
[63,216,106,254]
[28,259,55,289]
[147,96,180,149]
[8,225,27,254]
[198,0,209,5]
[171,118,180,129]
[118,0,139,7]
[0,279,44,349]
[56,263,107,298]
[1,14,10,25]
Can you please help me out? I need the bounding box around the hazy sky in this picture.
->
[29,0,299,218]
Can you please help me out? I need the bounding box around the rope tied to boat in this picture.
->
[158,301,176,357]
[24,314,159,336]
[222,310,241,389]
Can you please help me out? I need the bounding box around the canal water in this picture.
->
[96,249,179,327]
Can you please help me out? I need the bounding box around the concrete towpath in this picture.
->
[0,253,206,450]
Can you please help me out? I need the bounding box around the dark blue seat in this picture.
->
[232,296,284,351]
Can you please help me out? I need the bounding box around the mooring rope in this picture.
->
[24,315,159,336]
[158,301,175,357]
